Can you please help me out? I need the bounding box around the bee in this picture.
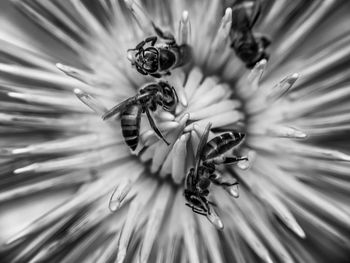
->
[127,23,191,78]
[230,0,270,68]
[184,123,247,226]
[102,81,178,150]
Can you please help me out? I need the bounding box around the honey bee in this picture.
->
[230,0,270,68]
[184,123,247,226]
[102,81,178,150]
[127,23,191,78]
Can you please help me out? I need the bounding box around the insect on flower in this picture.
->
[102,81,178,150]
[127,23,192,78]
[184,123,247,229]
[230,0,270,68]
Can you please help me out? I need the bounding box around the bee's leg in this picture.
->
[127,36,157,54]
[206,155,248,166]
[255,34,271,48]
[150,73,162,78]
[144,107,170,145]
[152,22,176,45]
[221,156,248,165]
[186,204,207,216]
[146,36,158,46]
[135,36,158,50]
[192,208,207,216]
[136,65,149,75]
[207,200,217,207]
[209,170,240,197]
[209,170,238,187]
[184,168,195,190]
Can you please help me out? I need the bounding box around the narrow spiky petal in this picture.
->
[1,1,350,263]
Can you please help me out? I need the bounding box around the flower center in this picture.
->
[133,67,250,184]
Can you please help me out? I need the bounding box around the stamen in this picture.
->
[172,133,190,184]
[187,83,232,112]
[256,157,350,231]
[124,0,154,34]
[0,63,98,94]
[70,0,111,41]
[94,231,121,263]
[197,214,225,263]
[206,208,224,230]
[224,184,239,198]
[246,72,299,115]
[255,180,306,238]
[184,67,205,98]
[57,63,101,86]
[4,1,350,262]
[187,74,218,104]
[247,59,267,90]
[7,91,82,110]
[139,144,156,163]
[109,179,134,212]
[139,184,172,263]
[116,179,157,263]
[185,111,243,132]
[0,134,118,156]
[285,85,350,119]
[74,89,107,115]
[14,146,131,174]
[13,0,81,52]
[133,67,247,184]
[5,162,144,247]
[234,213,274,263]
[266,73,299,102]
[276,142,350,162]
[156,121,179,132]
[0,38,57,71]
[266,125,308,139]
[180,193,201,263]
[156,111,175,121]
[140,130,157,147]
[268,1,338,72]
[237,150,256,170]
[178,10,191,45]
[150,114,189,173]
[210,8,232,52]
[188,100,241,121]
[159,150,173,177]
[0,171,92,203]
[238,59,267,100]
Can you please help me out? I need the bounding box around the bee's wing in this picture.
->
[102,97,137,120]
[247,0,262,28]
[231,0,261,30]
[194,122,212,177]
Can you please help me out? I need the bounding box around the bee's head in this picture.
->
[157,81,178,112]
[184,191,210,215]
[127,48,158,75]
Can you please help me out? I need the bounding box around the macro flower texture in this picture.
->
[1,0,350,262]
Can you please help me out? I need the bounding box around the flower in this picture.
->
[1,0,350,263]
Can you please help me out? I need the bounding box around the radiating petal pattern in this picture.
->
[0,0,350,262]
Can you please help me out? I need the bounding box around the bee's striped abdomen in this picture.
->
[121,105,142,150]
[202,132,245,160]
